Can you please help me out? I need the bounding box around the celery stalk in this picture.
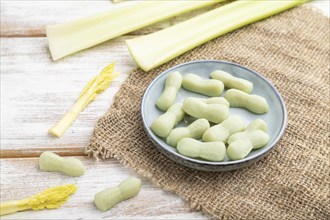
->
[46,0,223,61]
[0,184,77,216]
[126,0,309,72]
[49,64,119,138]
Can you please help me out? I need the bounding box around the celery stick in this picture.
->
[49,64,119,138]
[46,0,223,61]
[126,0,309,72]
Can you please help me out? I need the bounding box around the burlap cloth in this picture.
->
[86,6,330,219]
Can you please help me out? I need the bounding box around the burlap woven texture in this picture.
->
[86,6,330,220]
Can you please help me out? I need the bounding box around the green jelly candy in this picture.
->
[156,71,182,111]
[202,115,246,142]
[151,103,185,137]
[183,97,229,124]
[224,89,269,114]
[182,73,224,97]
[228,119,268,145]
[177,138,226,162]
[39,151,85,177]
[166,118,210,147]
[94,177,142,212]
[211,70,253,93]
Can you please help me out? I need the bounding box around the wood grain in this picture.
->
[1,37,136,157]
[0,157,208,219]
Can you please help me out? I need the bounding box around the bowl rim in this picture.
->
[141,60,287,167]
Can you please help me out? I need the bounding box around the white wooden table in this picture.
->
[1,1,329,219]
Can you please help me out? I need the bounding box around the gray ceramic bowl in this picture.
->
[141,60,287,171]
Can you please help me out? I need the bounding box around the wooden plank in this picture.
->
[0,0,220,37]
[1,37,136,157]
[0,157,208,219]
[1,0,116,37]
[0,148,84,158]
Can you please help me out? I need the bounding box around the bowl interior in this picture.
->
[141,60,286,167]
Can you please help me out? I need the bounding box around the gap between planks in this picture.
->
[1,147,85,158]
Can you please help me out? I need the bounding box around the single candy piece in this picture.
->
[202,115,246,142]
[224,89,269,114]
[150,103,185,137]
[187,97,229,107]
[182,97,229,125]
[227,139,253,161]
[227,130,270,160]
[177,138,226,162]
[210,70,253,93]
[94,177,141,212]
[166,118,210,147]
[39,151,85,177]
[245,119,268,132]
[182,73,224,96]
[183,97,229,124]
[228,119,268,144]
[156,71,182,111]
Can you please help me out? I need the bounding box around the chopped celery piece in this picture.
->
[49,63,119,138]
[46,0,223,60]
[126,0,309,71]
[0,184,77,216]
